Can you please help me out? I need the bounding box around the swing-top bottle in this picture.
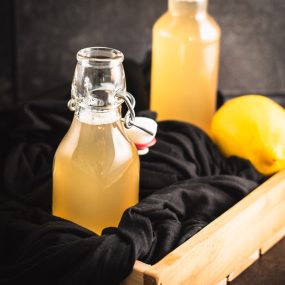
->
[53,47,140,235]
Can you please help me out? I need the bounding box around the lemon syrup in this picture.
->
[151,0,221,132]
[52,47,140,235]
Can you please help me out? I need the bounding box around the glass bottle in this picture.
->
[151,0,221,133]
[52,47,140,235]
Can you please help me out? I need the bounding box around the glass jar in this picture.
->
[52,47,140,235]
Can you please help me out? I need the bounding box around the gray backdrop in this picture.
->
[1,0,285,108]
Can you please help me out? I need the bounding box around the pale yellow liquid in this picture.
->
[151,7,221,133]
[53,117,139,235]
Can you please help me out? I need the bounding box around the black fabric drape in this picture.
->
[0,59,264,284]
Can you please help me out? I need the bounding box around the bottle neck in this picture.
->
[75,105,122,125]
[168,0,208,18]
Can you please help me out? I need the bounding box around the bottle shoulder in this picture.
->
[153,12,221,42]
[153,12,173,32]
[206,15,221,36]
[54,118,138,162]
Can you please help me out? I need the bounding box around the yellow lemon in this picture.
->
[211,95,285,175]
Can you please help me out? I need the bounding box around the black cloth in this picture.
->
[0,100,264,284]
[0,58,264,284]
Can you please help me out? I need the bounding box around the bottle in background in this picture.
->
[151,0,221,132]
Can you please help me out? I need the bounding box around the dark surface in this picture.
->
[1,0,285,105]
[233,237,285,285]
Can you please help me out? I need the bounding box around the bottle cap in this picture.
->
[124,117,158,155]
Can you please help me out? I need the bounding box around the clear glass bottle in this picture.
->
[151,0,221,133]
[52,47,140,235]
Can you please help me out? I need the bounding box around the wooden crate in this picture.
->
[121,169,285,285]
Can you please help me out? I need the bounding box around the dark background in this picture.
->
[1,0,285,110]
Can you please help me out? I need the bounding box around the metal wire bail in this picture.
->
[67,87,137,130]
[68,84,77,111]
[67,99,76,111]
[116,91,136,129]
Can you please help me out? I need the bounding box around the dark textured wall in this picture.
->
[2,0,285,104]
[0,0,14,107]
[14,0,165,100]
[210,0,285,97]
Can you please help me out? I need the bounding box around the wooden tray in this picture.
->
[122,170,285,285]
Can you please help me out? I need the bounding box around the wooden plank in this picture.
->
[142,170,285,285]
[227,249,260,281]
[121,261,151,285]
[260,226,285,255]
[216,278,228,285]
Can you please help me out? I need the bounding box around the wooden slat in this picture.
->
[141,170,285,285]
[121,261,151,285]
[227,249,260,282]
[260,226,285,255]
[216,278,228,285]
